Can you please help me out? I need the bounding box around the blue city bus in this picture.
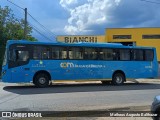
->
[1,40,159,87]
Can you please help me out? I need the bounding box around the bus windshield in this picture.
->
[2,49,7,66]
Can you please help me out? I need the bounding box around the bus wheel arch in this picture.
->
[33,70,51,87]
[112,70,126,85]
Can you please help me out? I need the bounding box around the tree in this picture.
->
[0,6,37,72]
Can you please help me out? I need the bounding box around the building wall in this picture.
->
[57,35,105,43]
[106,28,160,61]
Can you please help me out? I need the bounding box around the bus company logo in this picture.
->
[2,112,11,118]
[60,62,105,68]
[60,62,74,68]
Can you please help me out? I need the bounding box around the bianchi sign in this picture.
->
[60,62,105,68]
[64,36,98,43]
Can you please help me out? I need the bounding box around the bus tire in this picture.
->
[34,73,49,88]
[112,73,125,85]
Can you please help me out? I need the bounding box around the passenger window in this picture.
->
[99,49,114,60]
[42,47,50,59]
[119,49,130,60]
[84,48,98,60]
[33,46,50,60]
[145,50,153,61]
[52,47,67,59]
[68,47,83,59]
[61,48,67,59]
[52,47,60,59]
[16,50,29,61]
[132,49,144,61]
[33,46,41,59]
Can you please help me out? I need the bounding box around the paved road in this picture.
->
[0,81,160,112]
[1,81,160,120]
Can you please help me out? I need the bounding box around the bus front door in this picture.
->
[11,65,25,83]
[9,45,30,83]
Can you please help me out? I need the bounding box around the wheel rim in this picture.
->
[38,77,46,84]
[115,76,122,84]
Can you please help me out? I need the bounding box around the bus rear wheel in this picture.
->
[34,73,49,88]
[112,73,125,85]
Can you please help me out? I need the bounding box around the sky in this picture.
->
[1,0,160,42]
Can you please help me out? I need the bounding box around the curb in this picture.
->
[132,79,160,83]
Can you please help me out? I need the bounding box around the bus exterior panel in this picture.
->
[1,40,159,87]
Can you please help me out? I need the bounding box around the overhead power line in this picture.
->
[28,12,57,39]
[141,0,160,4]
[32,27,54,42]
[6,0,57,41]
[7,0,24,10]
[15,16,55,42]
[28,22,54,42]
[7,0,27,39]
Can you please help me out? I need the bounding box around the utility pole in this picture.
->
[24,8,27,39]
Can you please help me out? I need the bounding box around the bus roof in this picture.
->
[7,40,155,49]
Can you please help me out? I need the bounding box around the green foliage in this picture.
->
[0,6,37,72]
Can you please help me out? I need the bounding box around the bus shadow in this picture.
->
[3,82,160,95]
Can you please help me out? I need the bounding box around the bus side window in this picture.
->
[101,49,114,60]
[33,46,50,60]
[41,47,50,59]
[112,51,118,60]
[9,50,16,61]
[52,47,60,59]
[84,48,98,60]
[61,47,67,59]
[132,49,144,61]
[16,50,29,61]
[119,49,130,61]
[69,47,83,60]
[51,47,67,59]
[99,50,104,60]
[145,49,154,61]
[33,46,42,60]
